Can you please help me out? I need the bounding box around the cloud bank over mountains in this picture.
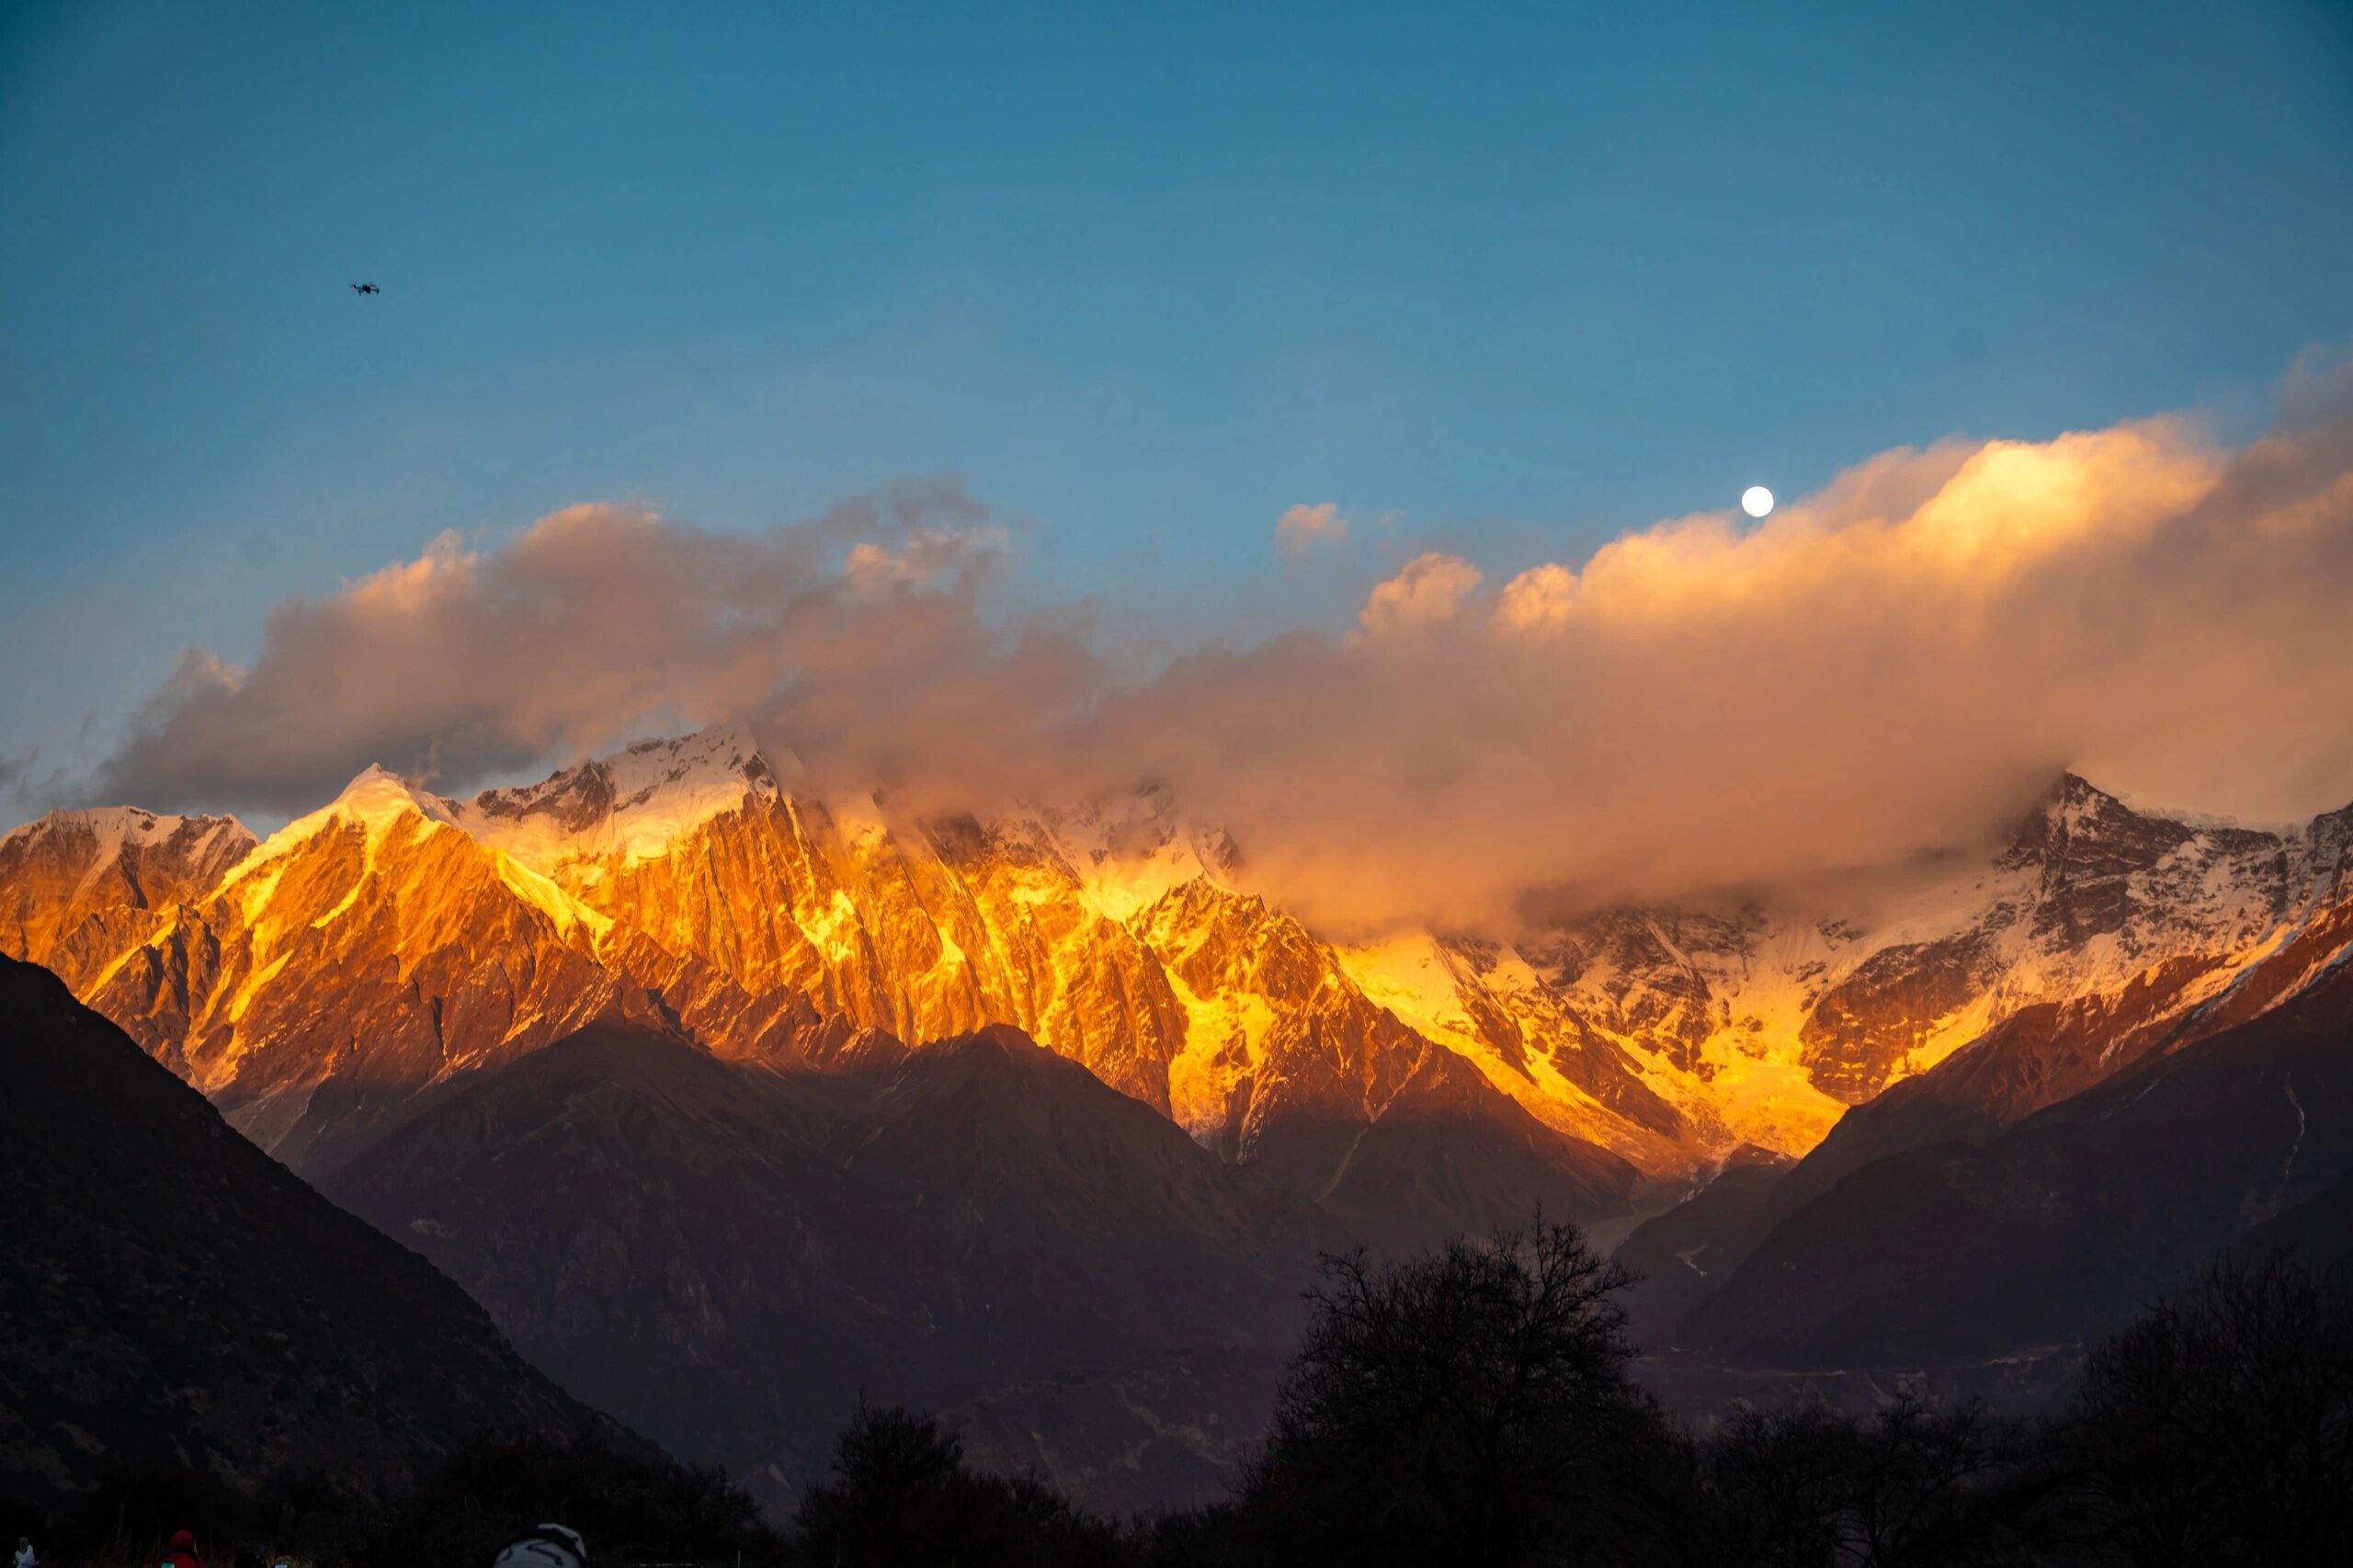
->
[85,358,2353,930]
[96,481,1080,821]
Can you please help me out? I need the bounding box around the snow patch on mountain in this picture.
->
[1341,935,1486,1055]
[458,727,780,877]
[0,806,252,900]
[215,762,610,949]
[221,765,462,895]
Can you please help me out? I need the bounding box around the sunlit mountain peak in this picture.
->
[457,724,783,873]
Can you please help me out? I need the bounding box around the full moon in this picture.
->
[1741,485,1775,518]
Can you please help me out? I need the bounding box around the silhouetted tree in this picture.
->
[790,1404,1124,1568]
[2050,1252,2353,1567]
[1243,1215,1666,1566]
[1696,1405,1852,1567]
[1697,1394,2036,1567]
[367,1431,778,1568]
[1125,1502,1270,1568]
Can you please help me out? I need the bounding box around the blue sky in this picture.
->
[4,0,2350,802]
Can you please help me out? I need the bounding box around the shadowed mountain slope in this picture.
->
[0,955,616,1513]
[321,1021,1339,1516]
[1314,1045,1640,1254]
[2234,1163,2353,1271]
[1617,834,2353,1336]
[1676,950,2353,1366]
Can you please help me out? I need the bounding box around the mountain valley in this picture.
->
[8,732,2353,1509]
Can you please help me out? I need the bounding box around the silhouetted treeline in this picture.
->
[13,1459,363,1568]
[366,1433,777,1568]
[1241,1219,1663,1563]
[11,1222,2347,1566]
[779,1224,2353,1568]
[790,1404,1127,1568]
[8,1434,777,1568]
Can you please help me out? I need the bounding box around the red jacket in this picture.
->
[162,1529,205,1568]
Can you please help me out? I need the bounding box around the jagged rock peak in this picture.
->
[287,763,466,839]
[0,807,258,944]
[209,765,467,896]
[0,803,252,862]
[457,725,782,869]
[2004,771,2190,866]
[2037,770,2135,830]
[334,762,457,816]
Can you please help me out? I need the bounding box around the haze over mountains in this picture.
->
[7,728,2353,1509]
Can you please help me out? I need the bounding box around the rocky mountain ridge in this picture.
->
[5,732,2345,1187]
[1670,931,2353,1374]
[1612,797,2353,1359]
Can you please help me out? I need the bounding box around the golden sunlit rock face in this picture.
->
[5,731,2347,1178]
[0,807,256,994]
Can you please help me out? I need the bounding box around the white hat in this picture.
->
[491,1524,587,1568]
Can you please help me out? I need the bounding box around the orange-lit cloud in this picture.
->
[86,358,2353,932]
[93,483,1074,815]
[1357,552,1483,635]
[1088,359,2353,928]
[1275,501,1348,556]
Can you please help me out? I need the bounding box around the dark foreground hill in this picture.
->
[0,955,615,1513]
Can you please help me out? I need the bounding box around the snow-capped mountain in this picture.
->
[4,732,2347,1189]
[0,805,256,1002]
[1359,774,2352,1160]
